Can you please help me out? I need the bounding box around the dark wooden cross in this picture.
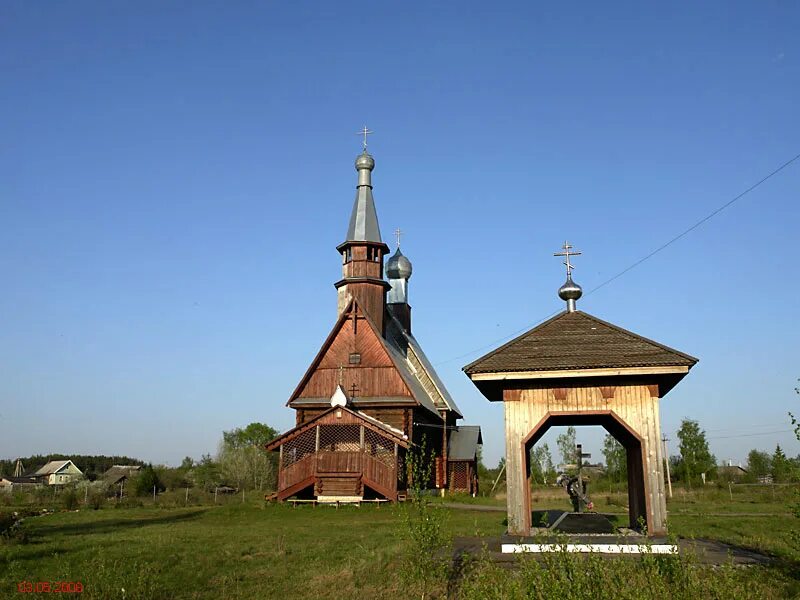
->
[576,444,592,513]
[349,382,359,402]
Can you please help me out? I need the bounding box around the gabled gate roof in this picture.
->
[464,310,698,375]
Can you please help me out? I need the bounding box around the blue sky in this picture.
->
[1,2,799,468]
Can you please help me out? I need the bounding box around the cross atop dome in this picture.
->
[554,241,583,312]
[554,241,581,277]
[357,126,373,151]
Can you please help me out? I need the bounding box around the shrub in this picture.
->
[88,490,105,510]
[62,487,79,510]
[0,511,28,544]
[132,464,165,497]
[399,439,449,598]
[458,545,784,599]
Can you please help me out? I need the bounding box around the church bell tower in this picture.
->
[334,148,390,332]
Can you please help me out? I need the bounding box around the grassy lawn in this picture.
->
[1,501,502,599]
[2,487,800,599]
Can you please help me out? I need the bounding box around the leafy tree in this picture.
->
[156,464,190,490]
[219,422,279,491]
[133,464,165,497]
[602,435,627,483]
[746,449,772,480]
[676,418,716,485]
[223,423,278,449]
[556,426,578,468]
[529,443,554,485]
[772,445,791,483]
[191,454,222,491]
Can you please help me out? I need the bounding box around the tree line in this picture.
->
[0,455,145,480]
[3,422,280,497]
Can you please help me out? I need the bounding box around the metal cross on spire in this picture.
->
[394,227,403,249]
[554,241,582,277]
[357,126,373,151]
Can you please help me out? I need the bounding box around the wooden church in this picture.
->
[266,145,482,503]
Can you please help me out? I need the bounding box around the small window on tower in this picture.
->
[349,353,361,365]
[344,248,352,263]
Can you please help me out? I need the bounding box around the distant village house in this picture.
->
[32,460,84,485]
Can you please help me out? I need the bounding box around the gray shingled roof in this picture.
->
[345,184,382,243]
[464,310,698,375]
[102,465,141,485]
[448,426,483,461]
[33,460,72,476]
[383,333,443,417]
[386,314,463,418]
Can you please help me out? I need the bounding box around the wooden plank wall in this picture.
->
[504,383,667,535]
[296,314,413,400]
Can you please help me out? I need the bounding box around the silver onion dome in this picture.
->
[558,275,582,300]
[386,248,413,279]
[355,151,375,171]
[558,275,582,312]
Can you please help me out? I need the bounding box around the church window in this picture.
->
[349,352,361,364]
[344,248,352,263]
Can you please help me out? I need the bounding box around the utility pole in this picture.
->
[662,435,673,498]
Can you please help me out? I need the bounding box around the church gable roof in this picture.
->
[287,298,441,418]
[464,310,698,375]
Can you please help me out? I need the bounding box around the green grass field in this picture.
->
[2,486,800,599]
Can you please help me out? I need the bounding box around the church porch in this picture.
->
[265,406,409,503]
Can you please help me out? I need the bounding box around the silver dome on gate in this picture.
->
[386,248,413,279]
[558,275,583,302]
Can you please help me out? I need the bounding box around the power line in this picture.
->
[435,151,800,367]
[706,429,794,441]
[663,422,792,435]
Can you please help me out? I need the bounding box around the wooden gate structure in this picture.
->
[465,298,697,536]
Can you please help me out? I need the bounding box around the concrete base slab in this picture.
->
[317,496,363,504]
[453,535,773,566]
[501,542,677,554]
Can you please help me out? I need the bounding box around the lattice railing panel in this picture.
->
[281,428,316,469]
[319,424,361,452]
[449,462,469,490]
[364,427,396,467]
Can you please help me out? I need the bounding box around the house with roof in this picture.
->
[32,460,84,486]
[102,465,141,487]
[0,476,41,492]
[265,145,482,502]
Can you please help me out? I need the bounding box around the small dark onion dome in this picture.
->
[558,274,583,302]
[386,248,413,279]
[355,151,375,171]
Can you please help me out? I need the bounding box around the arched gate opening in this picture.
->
[522,411,649,532]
